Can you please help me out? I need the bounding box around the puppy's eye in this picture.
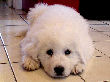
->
[65,49,71,55]
[46,49,53,56]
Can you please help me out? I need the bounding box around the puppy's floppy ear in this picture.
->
[20,37,40,70]
[20,37,39,59]
[27,3,48,25]
[76,39,94,65]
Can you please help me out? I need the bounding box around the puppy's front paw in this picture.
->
[71,63,85,75]
[22,56,40,71]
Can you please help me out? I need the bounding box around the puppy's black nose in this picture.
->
[54,66,64,76]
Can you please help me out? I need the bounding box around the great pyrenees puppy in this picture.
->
[20,3,94,78]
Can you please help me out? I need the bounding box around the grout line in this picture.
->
[95,48,103,54]
[12,62,19,63]
[89,24,109,25]
[95,48,104,55]
[0,44,8,46]
[90,27,98,31]
[95,48,110,58]
[89,27,110,58]
[96,56,102,57]
[5,25,24,26]
[103,33,110,38]
[18,14,27,15]
[19,15,29,25]
[0,62,7,64]
[78,75,86,82]
[77,45,109,81]
[101,21,109,25]
[90,26,110,38]
[13,9,29,25]
[0,33,17,82]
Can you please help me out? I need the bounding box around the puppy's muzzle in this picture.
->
[54,66,64,76]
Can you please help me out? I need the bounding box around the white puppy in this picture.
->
[20,3,94,78]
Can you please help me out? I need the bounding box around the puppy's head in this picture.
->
[37,31,80,78]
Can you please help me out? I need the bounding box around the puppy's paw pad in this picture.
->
[72,64,85,75]
[22,57,40,71]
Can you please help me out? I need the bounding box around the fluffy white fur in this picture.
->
[19,3,94,78]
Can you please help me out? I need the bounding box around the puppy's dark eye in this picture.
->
[65,49,71,55]
[46,49,53,56]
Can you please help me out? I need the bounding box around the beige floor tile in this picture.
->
[0,37,8,63]
[81,50,110,82]
[101,21,110,25]
[14,9,28,23]
[5,43,22,62]
[0,14,22,20]
[103,32,110,36]
[89,31,110,42]
[0,25,28,36]
[88,20,103,24]
[0,8,15,15]
[19,14,28,24]
[0,26,26,62]
[0,64,15,82]
[94,41,110,56]
[0,38,2,45]
[15,9,26,15]
[0,9,12,16]
[0,26,26,50]
[90,25,110,32]
[0,7,27,26]
[89,28,97,32]
[0,20,27,27]
[0,7,10,15]
[2,35,24,62]
[12,63,83,82]
[0,28,6,36]
[0,7,21,20]
[0,46,8,63]
[96,27,110,32]
[19,14,28,20]
[14,9,28,22]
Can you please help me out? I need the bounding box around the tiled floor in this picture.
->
[0,2,110,82]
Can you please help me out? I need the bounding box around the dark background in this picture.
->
[22,0,110,20]
[79,0,110,20]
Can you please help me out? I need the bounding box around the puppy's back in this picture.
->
[27,3,48,25]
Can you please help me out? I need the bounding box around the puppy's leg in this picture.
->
[21,38,40,71]
[22,55,40,71]
[71,62,85,75]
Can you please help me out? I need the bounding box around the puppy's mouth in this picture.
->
[44,70,68,79]
[52,74,69,79]
[53,72,69,78]
[55,75,65,78]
